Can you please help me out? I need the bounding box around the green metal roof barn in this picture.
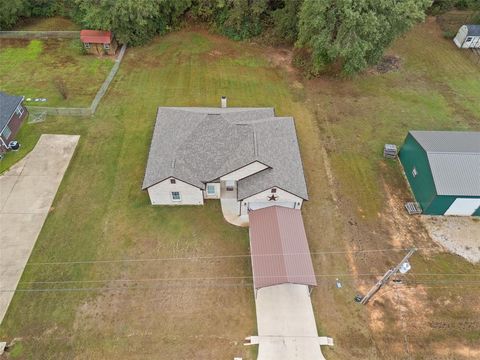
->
[399,131,480,216]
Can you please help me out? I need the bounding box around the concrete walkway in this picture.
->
[0,134,79,324]
[220,198,249,227]
[247,284,332,360]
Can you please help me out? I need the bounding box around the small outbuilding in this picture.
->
[80,30,118,55]
[453,25,480,48]
[0,92,28,155]
[399,131,480,216]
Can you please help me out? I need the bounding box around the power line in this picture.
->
[25,246,441,266]
[16,272,480,286]
[3,280,480,294]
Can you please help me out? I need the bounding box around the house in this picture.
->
[399,131,480,216]
[0,92,28,155]
[142,105,308,216]
[80,30,118,55]
[453,25,480,49]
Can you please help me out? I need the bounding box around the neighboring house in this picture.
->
[142,106,308,215]
[399,131,480,216]
[0,92,28,154]
[453,25,480,49]
[80,30,118,55]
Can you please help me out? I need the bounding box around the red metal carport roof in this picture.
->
[249,206,317,290]
[80,30,112,44]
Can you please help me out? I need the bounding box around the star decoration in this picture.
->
[268,194,278,201]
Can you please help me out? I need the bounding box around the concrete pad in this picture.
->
[254,284,327,360]
[0,134,79,324]
[421,216,480,264]
[0,176,18,209]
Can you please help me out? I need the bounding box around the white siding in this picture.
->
[147,177,204,205]
[454,25,468,48]
[220,161,268,181]
[240,187,303,215]
[203,182,221,199]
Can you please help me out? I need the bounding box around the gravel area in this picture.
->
[421,216,480,264]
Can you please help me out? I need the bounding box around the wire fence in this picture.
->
[27,44,127,118]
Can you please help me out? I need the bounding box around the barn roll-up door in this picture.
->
[445,198,480,216]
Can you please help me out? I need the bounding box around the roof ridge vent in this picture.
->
[171,159,176,168]
[253,129,258,156]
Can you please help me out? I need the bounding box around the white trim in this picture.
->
[15,104,24,117]
[1,125,12,140]
[171,191,181,202]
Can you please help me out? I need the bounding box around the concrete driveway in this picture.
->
[251,284,331,360]
[0,134,79,324]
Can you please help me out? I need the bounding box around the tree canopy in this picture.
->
[297,0,432,75]
[3,0,465,75]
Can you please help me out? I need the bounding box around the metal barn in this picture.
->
[399,131,480,216]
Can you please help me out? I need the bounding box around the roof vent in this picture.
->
[171,159,176,168]
[221,96,227,108]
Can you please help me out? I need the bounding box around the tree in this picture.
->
[271,0,303,44]
[0,0,27,30]
[74,0,192,45]
[297,0,432,75]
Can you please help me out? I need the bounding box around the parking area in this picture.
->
[0,134,79,324]
[421,216,480,264]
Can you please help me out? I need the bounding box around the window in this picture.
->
[412,167,418,178]
[225,180,235,191]
[15,105,24,117]
[2,125,11,140]
[207,184,216,196]
[170,178,176,184]
[103,43,110,50]
[171,191,181,201]
[271,188,277,193]
[466,37,473,42]
[84,42,91,49]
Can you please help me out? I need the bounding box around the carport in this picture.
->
[247,206,332,360]
[249,206,317,293]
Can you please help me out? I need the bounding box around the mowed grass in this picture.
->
[0,30,299,360]
[306,16,480,359]
[0,38,113,107]
[1,17,480,360]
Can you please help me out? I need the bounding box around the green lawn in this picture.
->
[0,38,113,107]
[0,17,479,360]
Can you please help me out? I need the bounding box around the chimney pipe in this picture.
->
[221,96,227,108]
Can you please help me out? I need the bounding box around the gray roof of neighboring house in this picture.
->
[0,92,23,132]
[466,25,480,36]
[410,131,480,196]
[143,107,309,200]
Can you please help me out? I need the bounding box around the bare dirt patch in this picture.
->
[421,216,480,264]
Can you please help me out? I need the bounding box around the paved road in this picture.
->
[254,283,328,360]
[0,134,79,324]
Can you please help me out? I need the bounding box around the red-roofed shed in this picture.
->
[80,30,118,55]
[249,206,317,291]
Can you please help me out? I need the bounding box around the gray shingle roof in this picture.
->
[143,107,308,200]
[0,92,23,133]
[410,131,480,196]
[466,25,480,37]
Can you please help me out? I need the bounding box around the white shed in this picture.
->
[453,25,480,49]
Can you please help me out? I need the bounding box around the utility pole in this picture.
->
[360,248,416,305]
